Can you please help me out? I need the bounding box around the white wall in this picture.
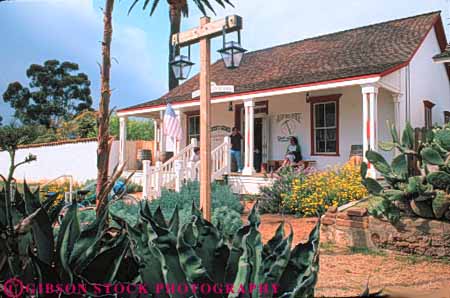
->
[0,140,119,183]
[266,86,394,168]
[409,27,450,127]
[176,86,394,170]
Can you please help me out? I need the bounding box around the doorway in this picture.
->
[237,103,270,172]
[254,118,263,172]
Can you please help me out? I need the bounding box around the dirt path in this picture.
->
[316,250,450,297]
[242,212,450,297]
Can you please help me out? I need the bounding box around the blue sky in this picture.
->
[1,0,449,122]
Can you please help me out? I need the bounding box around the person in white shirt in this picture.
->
[191,147,200,162]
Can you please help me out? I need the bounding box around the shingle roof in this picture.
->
[119,11,444,112]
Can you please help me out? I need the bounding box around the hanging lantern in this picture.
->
[170,45,194,80]
[218,28,247,69]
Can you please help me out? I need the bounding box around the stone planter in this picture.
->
[321,207,450,258]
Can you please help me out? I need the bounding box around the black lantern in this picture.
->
[218,29,247,69]
[170,45,194,80]
[228,101,233,111]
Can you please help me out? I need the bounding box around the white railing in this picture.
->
[143,138,198,199]
[212,136,231,180]
[187,136,231,182]
[143,137,230,199]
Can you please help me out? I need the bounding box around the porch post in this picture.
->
[159,111,166,153]
[242,98,255,175]
[392,93,402,135]
[152,119,160,161]
[361,85,378,178]
[174,109,182,155]
[119,116,128,169]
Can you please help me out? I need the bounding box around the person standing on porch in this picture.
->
[230,127,243,172]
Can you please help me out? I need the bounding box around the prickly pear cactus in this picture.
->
[361,122,450,222]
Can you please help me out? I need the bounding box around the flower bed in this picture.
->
[283,163,367,217]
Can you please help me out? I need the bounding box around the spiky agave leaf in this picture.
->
[144,209,189,298]
[278,221,320,298]
[55,201,80,284]
[191,202,230,283]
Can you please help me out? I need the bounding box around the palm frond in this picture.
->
[213,0,226,8]
[181,1,189,17]
[200,0,216,15]
[149,0,160,16]
[222,0,234,7]
[192,0,207,16]
[127,0,140,15]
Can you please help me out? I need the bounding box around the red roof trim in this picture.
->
[119,73,381,114]
[381,14,443,78]
[16,137,98,150]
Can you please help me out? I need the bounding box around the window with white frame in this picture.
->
[312,100,338,154]
[188,114,200,142]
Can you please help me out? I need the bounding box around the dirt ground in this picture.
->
[243,212,450,298]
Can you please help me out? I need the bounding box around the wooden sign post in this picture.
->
[172,15,242,221]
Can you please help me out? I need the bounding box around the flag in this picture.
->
[164,103,183,141]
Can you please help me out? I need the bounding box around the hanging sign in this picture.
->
[192,82,234,98]
[275,113,303,142]
[211,125,231,148]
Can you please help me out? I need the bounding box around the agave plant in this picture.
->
[361,122,450,222]
[124,201,320,298]
[0,184,133,297]
[1,182,320,298]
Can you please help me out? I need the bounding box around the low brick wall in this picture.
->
[321,207,450,257]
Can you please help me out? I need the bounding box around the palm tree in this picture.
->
[128,0,233,90]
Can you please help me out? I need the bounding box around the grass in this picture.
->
[348,247,388,257]
[395,255,450,265]
[320,242,337,254]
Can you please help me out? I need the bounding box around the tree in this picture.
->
[0,124,37,201]
[58,110,98,139]
[128,0,233,90]
[109,115,154,140]
[96,0,116,216]
[3,60,93,130]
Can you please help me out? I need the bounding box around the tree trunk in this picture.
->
[96,0,114,217]
[168,4,181,91]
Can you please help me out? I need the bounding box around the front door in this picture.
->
[239,110,270,172]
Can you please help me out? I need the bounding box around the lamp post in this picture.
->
[170,15,246,221]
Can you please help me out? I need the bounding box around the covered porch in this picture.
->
[117,74,404,196]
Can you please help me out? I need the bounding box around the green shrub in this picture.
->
[259,166,314,214]
[149,181,243,218]
[212,206,243,238]
[126,182,143,193]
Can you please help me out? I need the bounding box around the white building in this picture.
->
[117,11,450,197]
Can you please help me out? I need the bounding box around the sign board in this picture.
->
[192,82,234,98]
[275,113,303,142]
[211,125,231,148]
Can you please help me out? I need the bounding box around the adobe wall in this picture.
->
[321,207,450,258]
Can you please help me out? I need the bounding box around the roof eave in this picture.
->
[117,73,382,117]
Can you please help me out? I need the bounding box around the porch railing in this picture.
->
[142,137,231,199]
[142,138,198,199]
[186,136,231,182]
